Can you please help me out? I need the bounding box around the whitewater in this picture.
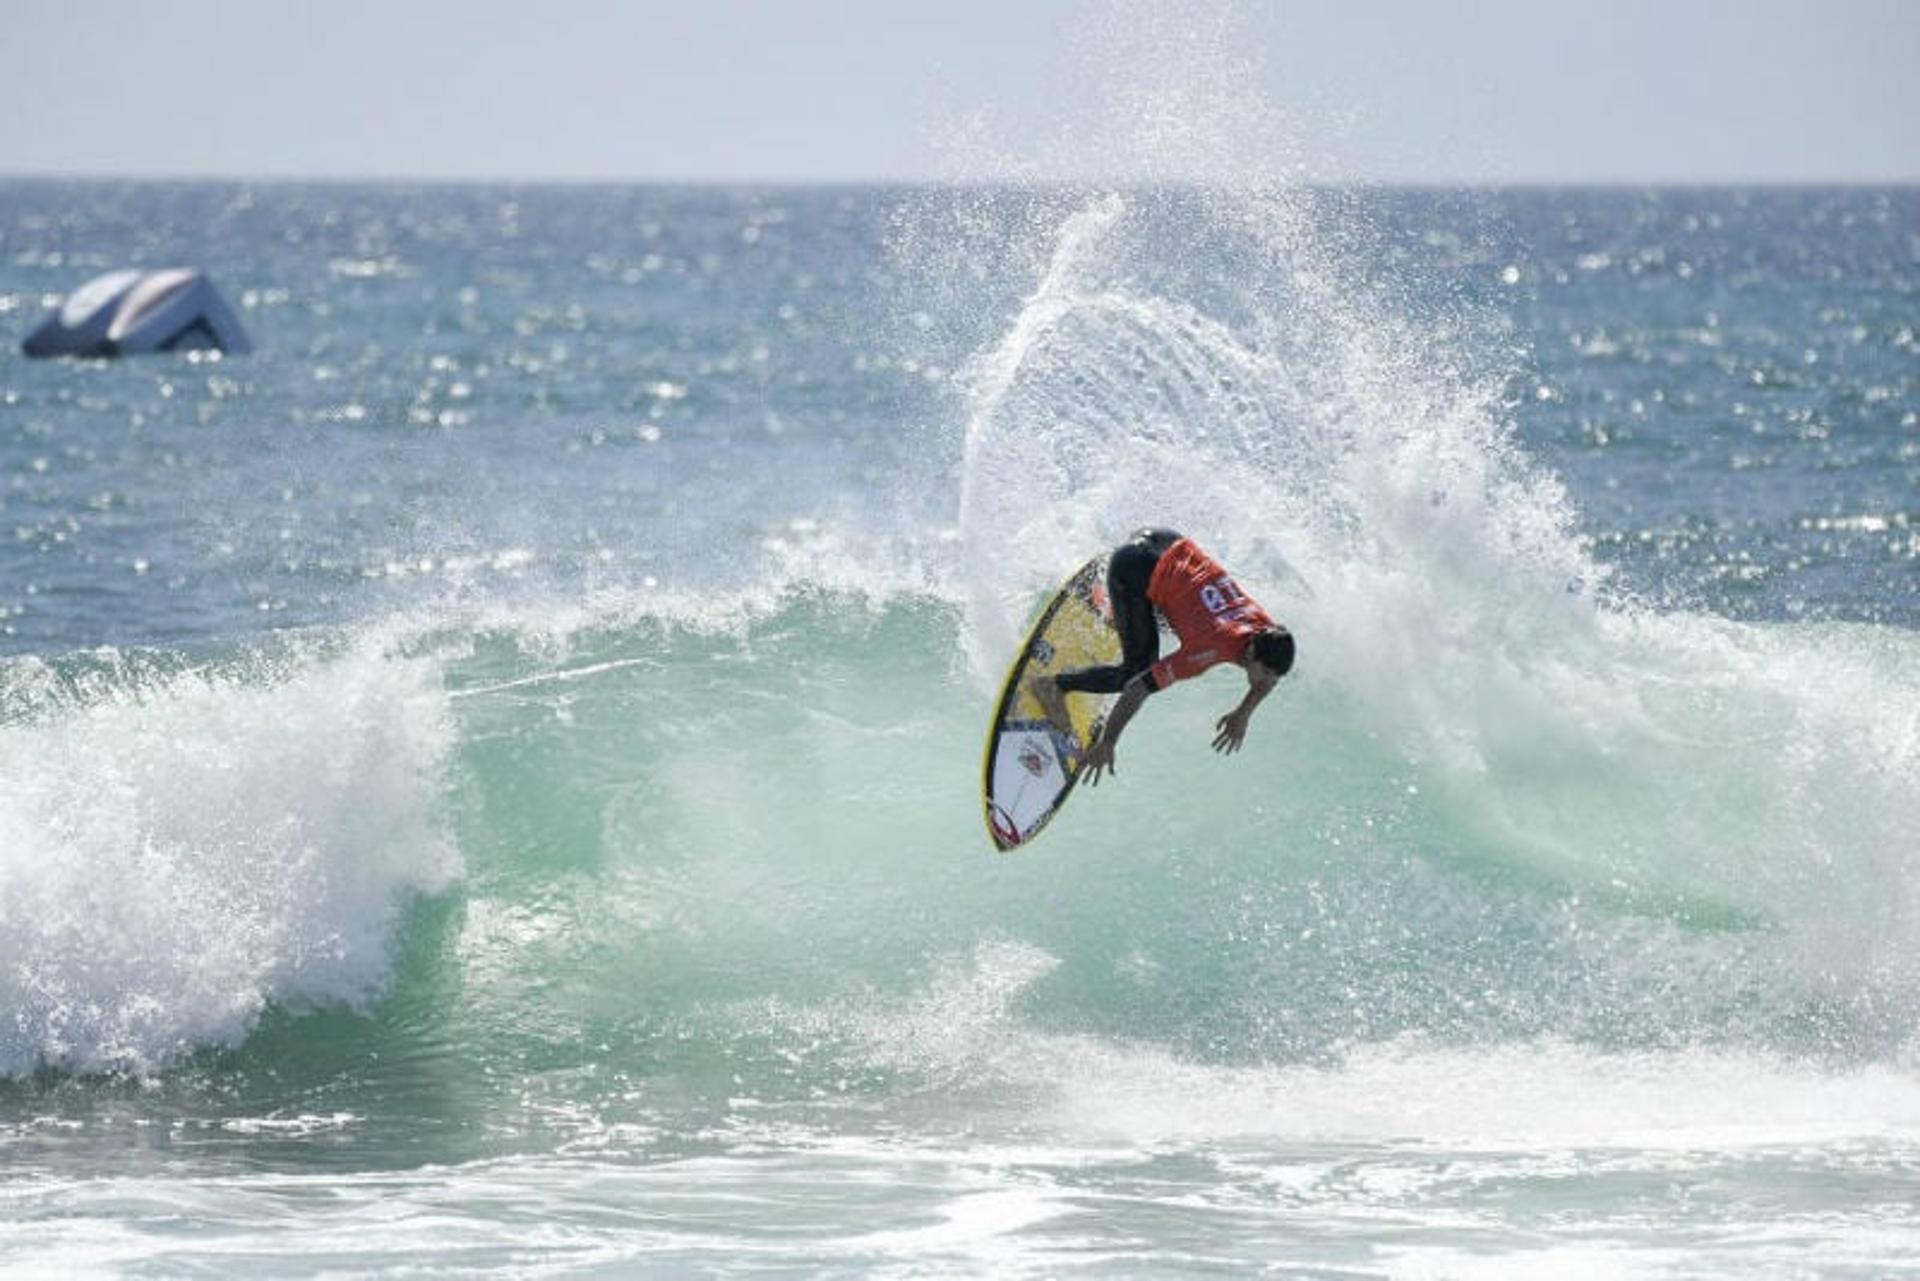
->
[3,51,1919,1281]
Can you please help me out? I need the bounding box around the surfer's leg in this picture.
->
[1049,668,1126,695]
[1108,539,1163,675]
[1056,539,1161,694]
[1029,672,1075,729]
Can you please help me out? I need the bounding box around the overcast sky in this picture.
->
[2,0,1914,184]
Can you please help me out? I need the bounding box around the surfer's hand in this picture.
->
[1213,709,1250,754]
[1081,734,1116,786]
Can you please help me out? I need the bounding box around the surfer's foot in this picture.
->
[1029,675,1070,730]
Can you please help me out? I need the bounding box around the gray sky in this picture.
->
[2,0,1914,184]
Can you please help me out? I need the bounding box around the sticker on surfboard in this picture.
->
[981,555,1120,850]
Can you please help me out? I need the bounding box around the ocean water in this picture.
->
[2,174,1917,1278]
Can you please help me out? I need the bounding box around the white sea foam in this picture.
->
[0,641,459,1076]
[842,941,1920,1151]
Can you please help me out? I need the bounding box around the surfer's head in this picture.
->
[1245,627,1295,678]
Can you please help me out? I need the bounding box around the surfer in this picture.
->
[1031,528,1294,786]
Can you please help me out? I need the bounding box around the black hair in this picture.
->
[1248,627,1295,677]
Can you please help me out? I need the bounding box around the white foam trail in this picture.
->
[0,642,459,1076]
[842,943,1920,1151]
[1050,1036,1920,1150]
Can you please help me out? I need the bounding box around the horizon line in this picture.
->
[5,170,1918,192]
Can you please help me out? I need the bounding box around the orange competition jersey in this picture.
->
[1145,539,1276,689]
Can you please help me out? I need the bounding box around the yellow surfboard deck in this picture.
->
[981,555,1122,850]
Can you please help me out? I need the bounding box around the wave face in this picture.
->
[5,569,1914,1091]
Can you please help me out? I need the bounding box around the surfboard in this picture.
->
[982,555,1122,850]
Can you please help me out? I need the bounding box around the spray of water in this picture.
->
[923,4,1920,1009]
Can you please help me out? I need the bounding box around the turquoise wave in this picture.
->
[6,579,1914,1117]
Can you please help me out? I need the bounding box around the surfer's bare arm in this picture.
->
[1082,675,1151,786]
[1213,664,1279,755]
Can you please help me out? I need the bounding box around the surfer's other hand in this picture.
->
[1081,734,1116,786]
[1213,709,1250,754]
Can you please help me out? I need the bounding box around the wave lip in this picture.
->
[0,643,460,1078]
